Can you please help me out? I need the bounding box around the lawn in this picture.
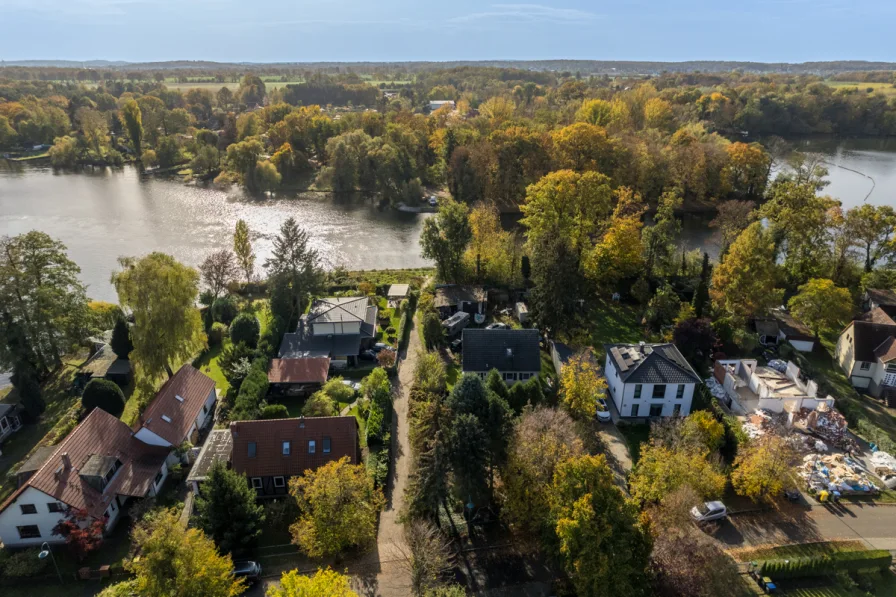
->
[617,423,650,466]
[588,300,644,361]
[0,365,81,503]
[825,81,896,97]
[733,540,867,563]
[193,340,229,394]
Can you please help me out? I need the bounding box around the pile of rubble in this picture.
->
[704,377,727,401]
[742,409,785,439]
[768,359,788,373]
[790,403,857,452]
[798,453,879,496]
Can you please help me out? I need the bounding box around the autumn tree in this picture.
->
[549,454,652,597]
[731,433,798,502]
[724,142,771,198]
[289,457,385,557]
[559,351,605,418]
[787,278,853,337]
[194,461,265,555]
[268,568,357,597]
[710,222,783,322]
[52,508,104,561]
[112,253,206,379]
[420,197,471,283]
[222,137,264,191]
[233,219,255,285]
[629,443,726,505]
[128,509,244,597]
[446,146,482,204]
[576,99,614,127]
[465,202,514,284]
[710,199,756,255]
[585,187,646,289]
[551,123,616,174]
[119,98,143,160]
[200,249,238,305]
[398,520,453,597]
[265,218,326,328]
[845,204,896,272]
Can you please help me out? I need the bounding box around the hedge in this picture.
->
[758,550,893,579]
[396,290,418,353]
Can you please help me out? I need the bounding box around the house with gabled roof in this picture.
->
[134,365,217,448]
[278,296,378,367]
[604,343,701,418]
[835,307,896,402]
[462,329,541,385]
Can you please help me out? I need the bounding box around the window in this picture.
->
[860,362,871,371]
[520,373,531,381]
[887,363,896,373]
[161,415,172,423]
[202,403,208,414]
[20,504,37,515]
[47,502,64,513]
[652,384,666,399]
[282,441,291,456]
[649,404,664,417]
[308,440,316,454]
[154,471,164,486]
[629,404,638,417]
[251,477,263,489]
[676,384,685,399]
[673,404,682,417]
[17,525,41,539]
[273,476,286,488]
[633,385,642,399]
[248,442,257,458]
[504,372,517,381]
[0,418,7,431]
[323,437,331,454]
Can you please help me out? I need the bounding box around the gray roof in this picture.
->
[552,341,574,364]
[434,285,487,309]
[81,344,117,377]
[604,343,701,385]
[308,297,370,324]
[387,284,410,298]
[80,454,120,478]
[186,429,233,483]
[866,288,896,307]
[850,320,896,363]
[0,403,20,419]
[279,317,363,358]
[462,329,541,372]
[17,446,57,475]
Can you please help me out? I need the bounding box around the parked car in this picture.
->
[691,501,727,523]
[428,195,438,206]
[232,561,262,583]
[485,322,509,330]
[451,338,463,351]
[360,350,376,361]
[341,379,362,392]
[782,488,801,502]
[373,342,395,353]
[596,398,611,422]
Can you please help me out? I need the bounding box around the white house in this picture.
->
[428,100,456,112]
[134,365,217,451]
[713,358,834,417]
[0,409,170,548]
[835,308,896,401]
[603,343,700,418]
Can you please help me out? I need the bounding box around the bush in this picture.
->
[385,326,396,335]
[366,446,390,488]
[207,322,227,346]
[260,404,289,419]
[758,550,893,579]
[52,414,78,444]
[1,547,48,577]
[211,295,239,324]
[230,359,270,420]
[81,378,126,417]
[230,313,260,348]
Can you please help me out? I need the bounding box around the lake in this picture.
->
[1,137,895,301]
[0,164,432,302]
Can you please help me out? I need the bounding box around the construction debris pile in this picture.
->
[742,409,787,439]
[705,377,727,401]
[799,453,879,496]
[790,404,857,452]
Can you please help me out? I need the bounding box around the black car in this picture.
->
[451,338,462,351]
[359,349,376,361]
[233,561,262,583]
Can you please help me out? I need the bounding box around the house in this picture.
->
[186,429,234,494]
[756,309,816,352]
[267,357,330,397]
[0,409,171,548]
[80,343,132,386]
[835,310,896,402]
[434,285,487,319]
[863,288,896,312]
[230,416,360,497]
[713,358,833,417]
[0,403,23,444]
[428,100,456,112]
[604,343,700,418]
[387,284,410,308]
[462,329,541,385]
[134,365,217,449]
[14,446,57,488]
[278,297,378,367]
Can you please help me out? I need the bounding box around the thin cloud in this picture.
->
[448,3,600,24]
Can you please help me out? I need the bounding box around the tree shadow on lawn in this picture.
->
[715,503,824,551]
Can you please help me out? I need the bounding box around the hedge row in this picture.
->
[396,290,419,353]
[758,550,893,579]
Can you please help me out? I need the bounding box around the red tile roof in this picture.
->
[268,358,330,384]
[230,416,358,479]
[0,409,169,519]
[874,336,896,363]
[140,365,216,446]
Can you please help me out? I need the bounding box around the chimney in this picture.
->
[61,452,71,470]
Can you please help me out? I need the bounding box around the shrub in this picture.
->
[366,446,390,488]
[230,313,260,348]
[260,404,289,419]
[207,322,227,346]
[385,326,396,335]
[82,378,126,417]
[211,295,239,324]
[377,350,397,368]
[1,547,48,577]
[230,359,270,420]
[758,550,893,579]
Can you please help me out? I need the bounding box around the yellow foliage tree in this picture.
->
[550,122,616,173]
[465,202,516,285]
[478,96,515,124]
[643,97,674,131]
[629,443,727,505]
[267,568,357,597]
[559,352,606,418]
[731,434,798,503]
[584,187,646,288]
[787,278,853,337]
[710,222,783,322]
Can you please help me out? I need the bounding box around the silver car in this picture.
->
[690,501,727,523]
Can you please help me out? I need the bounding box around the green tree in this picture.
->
[81,378,125,416]
[112,253,206,379]
[223,137,264,191]
[446,146,482,204]
[128,509,244,597]
[194,461,265,555]
[421,311,444,349]
[302,391,338,417]
[229,313,260,348]
[528,234,586,339]
[629,443,726,505]
[268,568,357,597]
[642,188,682,278]
[787,278,853,337]
[265,218,326,328]
[420,198,471,283]
[260,403,289,419]
[237,74,266,106]
[710,222,783,322]
[110,318,133,359]
[289,457,386,557]
[156,136,182,169]
[254,159,282,194]
[549,454,652,597]
[845,204,896,272]
[233,219,255,285]
[190,145,220,177]
[692,252,712,318]
[48,135,78,168]
[120,98,143,160]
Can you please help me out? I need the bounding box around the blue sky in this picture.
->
[1,0,892,63]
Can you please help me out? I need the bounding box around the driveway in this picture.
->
[596,422,633,487]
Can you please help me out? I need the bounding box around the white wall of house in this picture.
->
[194,389,217,431]
[605,356,624,412]
[605,356,693,417]
[134,427,173,448]
[148,461,169,497]
[0,486,69,547]
[466,370,538,386]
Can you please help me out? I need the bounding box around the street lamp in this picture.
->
[38,541,63,584]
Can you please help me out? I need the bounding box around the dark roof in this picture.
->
[866,288,896,307]
[140,365,216,446]
[552,341,574,364]
[462,329,541,372]
[0,403,20,419]
[81,344,118,377]
[230,416,358,478]
[279,317,362,359]
[308,297,369,324]
[772,309,815,342]
[434,285,487,308]
[862,306,896,326]
[604,343,701,385]
[875,337,896,364]
[268,357,330,384]
[80,454,120,478]
[851,320,896,362]
[754,319,779,338]
[186,429,233,483]
[16,446,57,476]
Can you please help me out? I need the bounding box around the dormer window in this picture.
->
[175,395,184,403]
[161,415,172,423]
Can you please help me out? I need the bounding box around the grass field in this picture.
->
[617,423,651,466]
[588,300,644,361]
[733,540,867,563]
[825,81,896,97]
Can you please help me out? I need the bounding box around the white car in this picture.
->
[428,196,438,206]
[691,501,727,523]
[595,398,611,422]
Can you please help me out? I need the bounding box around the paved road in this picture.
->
[716,502,896,551]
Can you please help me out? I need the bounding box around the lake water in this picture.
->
[0,164,431,302]
[1,138,895,301]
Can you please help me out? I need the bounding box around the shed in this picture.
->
[514,302,529,323]
[81,344,132,386]
[186,429,234,494]
[434,285,487,317]
[772,309,816,352]
[387,284,410,307]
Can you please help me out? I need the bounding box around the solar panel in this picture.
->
[611,347,629,371]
